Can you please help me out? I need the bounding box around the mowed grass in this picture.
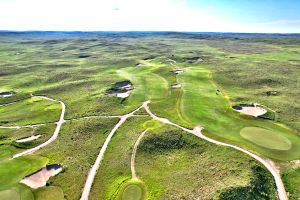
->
[122,185,143,200]
[0,97,61,126]
[0,184,34,200]
[114,60,300,161]
[0,155,49,199]
[240,127,292,150]
[34,186,64,200]
[172,66,300,161]
[117,181,147,200]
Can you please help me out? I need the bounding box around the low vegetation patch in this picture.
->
[219,166,277,200]
[139,130,199,153]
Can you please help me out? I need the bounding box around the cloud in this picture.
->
[0,0,299,33]
[0,0,236,31]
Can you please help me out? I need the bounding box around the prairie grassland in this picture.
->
[0,32,299,199]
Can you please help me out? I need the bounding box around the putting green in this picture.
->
[122,184,143,200]
[0,189,20,200]
[240,127,292,150]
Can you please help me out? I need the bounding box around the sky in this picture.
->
[0,0,300,33]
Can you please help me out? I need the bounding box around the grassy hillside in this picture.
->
[0,32,299,199]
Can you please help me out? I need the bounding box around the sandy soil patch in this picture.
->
[107,80,133,98]
[0,92,15,98]
[20,164,62,189]
[171,83,181,89]
[172,69,184,74]
[117,92,130,98]
[232,104,267,117]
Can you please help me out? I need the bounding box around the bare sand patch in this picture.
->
[20,164,62,189]
[171,69,184,74]
[232,104,267,117]
[107,80,133,98]
[0,91,15,98]
[171,83,181,89]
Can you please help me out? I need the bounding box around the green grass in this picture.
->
[117,181,147,200]
[136,123,276,199]
[0,97,61,126]
[89,116,276,200]
[36,118,119,200]
[219,165,277,200]
[240,126,292,150]
[282,168,300,200]
[0,124,56,150]
[161,66,300,161]
[0,184,34,200]
[118,59,300,161]
[0,32,299,199]
[34,186,64,200]
[0,155,48,199]
[90,117,149,200]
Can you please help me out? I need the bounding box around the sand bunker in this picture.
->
[172,69,184,74]
[117,92,130,98]
[0,92,15,98]
[20,164,62,189]
[136,63,144,67]
[266,91,278,96]
[107,80,133,98]
[185,57,203,62]
[171,83,181,89]
[16,134,41,143]
[232,104,267,117]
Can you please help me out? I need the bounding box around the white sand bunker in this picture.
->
[116,91,130,98]
[16,135,41,143]
[172,69,184,74]
[20,164,62,189]
[171,83,181,89]
[0,91,15,98]
[107,80,133,99]
[232,104,267,117]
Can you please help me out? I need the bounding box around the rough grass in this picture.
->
[282,168,300,200]
[219,165,277,200]
[36,118,118,200]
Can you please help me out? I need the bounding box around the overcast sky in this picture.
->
[0,0,300,33]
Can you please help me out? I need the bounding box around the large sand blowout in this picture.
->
[232,104,267,117]
[20,164,62,189]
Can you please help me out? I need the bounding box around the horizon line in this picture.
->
[0,30,300,35]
